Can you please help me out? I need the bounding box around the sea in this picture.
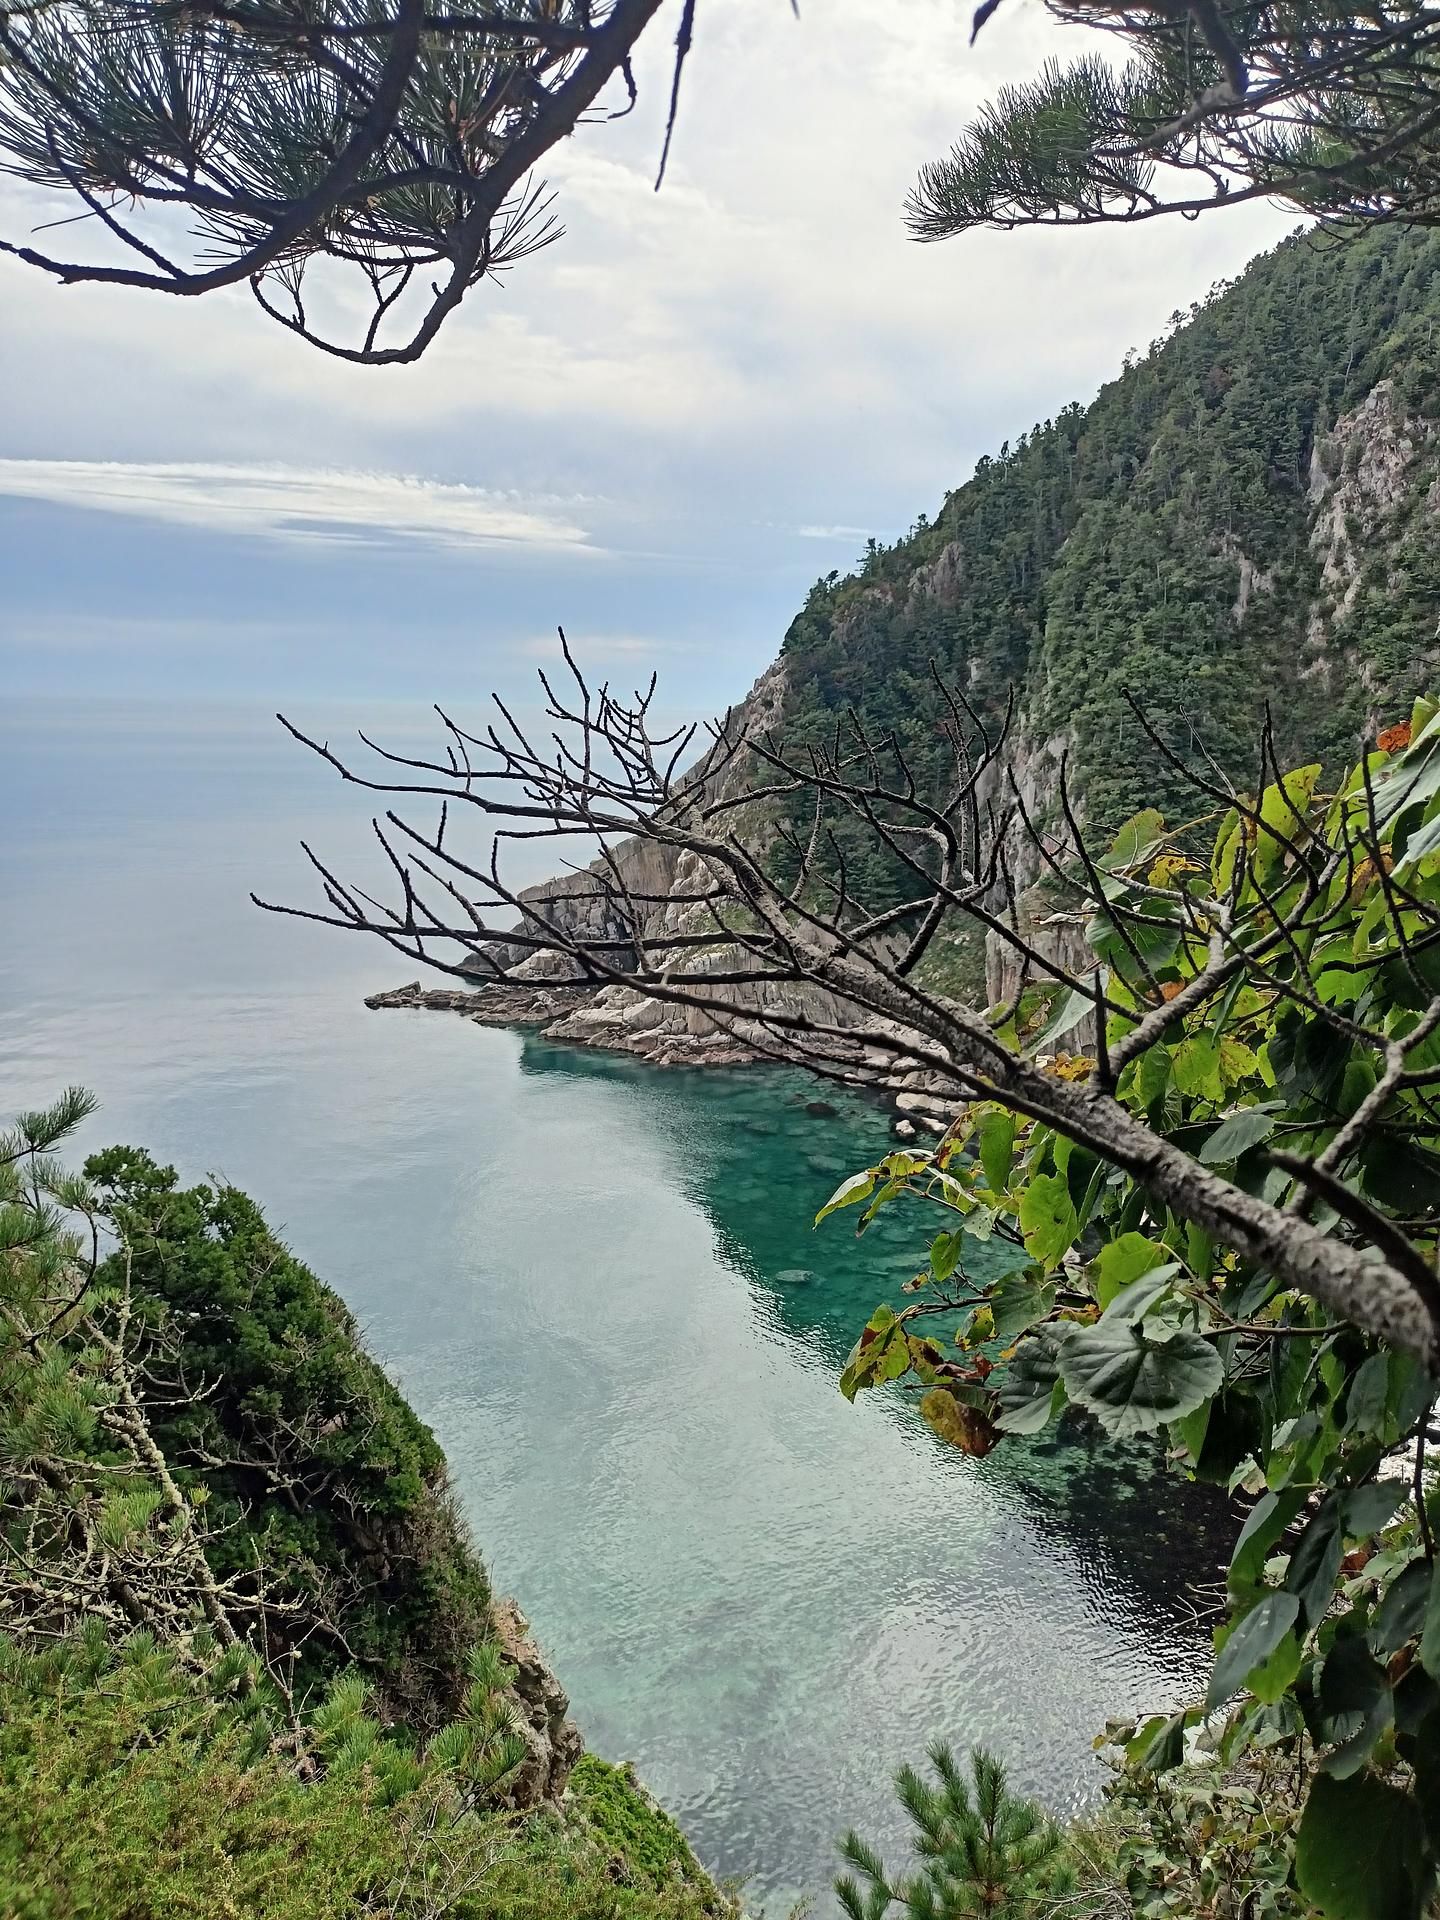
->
[0,695,1225,1913]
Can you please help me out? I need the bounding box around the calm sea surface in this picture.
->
[1,698,1226,1913]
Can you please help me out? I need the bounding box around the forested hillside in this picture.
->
[777,225,1440,891]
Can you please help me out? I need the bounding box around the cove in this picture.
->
[0,703,1227,1914]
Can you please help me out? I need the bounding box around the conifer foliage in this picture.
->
[0,0,672,361]
[836,1745,1074,1920]
[910,0,1440,237]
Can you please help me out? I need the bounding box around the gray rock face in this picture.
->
[491,1596,584,1808]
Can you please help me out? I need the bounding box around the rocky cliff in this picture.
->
[370,225,1440,1088]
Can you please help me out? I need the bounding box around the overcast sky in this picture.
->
[0,0,1298,723]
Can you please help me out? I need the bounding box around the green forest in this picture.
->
[778,225,1440,885]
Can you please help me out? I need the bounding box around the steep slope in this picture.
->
[376,223,1440,1057]
[778,223,1440,873]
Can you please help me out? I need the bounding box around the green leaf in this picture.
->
[1103,808,1166,873]
[1248,1628,1303,1705]
[1199,1106,1278,1165]
[1296,1772,1427,1920]
[1254,765,1321,884]
[1093,1232,1169,1308]
[1217,1036,1258,1086]
[1419,1561,1440,1680]
[1033,983,1098,1053]
[931,1229,963,1284]
[1286,1501,1345,1631]
[1172,1035,1224,1102]
[1375,1560,1433,1658]
[995,1329,1065,1435]
[1345,1480,1408,1540]
[1137,1044,1173,1102]
[988,1272,1055,1345]
[1206,1591,1301,1711]
[1319,1636,1395,1778]
[1017,1173,1078,1271]
[1098,1261,1181,1324]
[1229,1487,1309,1594]
[1345,1353,1393,1437]
[976,1109,1016,1196]
[816,1170,875,1225]
[1128,1710,1187,1774]
[1059,1320,1223,1439]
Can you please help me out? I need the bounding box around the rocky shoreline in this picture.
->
[363,978,958,1136]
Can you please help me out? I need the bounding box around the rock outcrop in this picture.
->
[365,231,1440,1119]
[492,1596,584,1808]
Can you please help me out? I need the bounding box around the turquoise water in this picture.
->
[0,700,1226,1912]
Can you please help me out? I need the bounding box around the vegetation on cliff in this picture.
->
[0,1092,730,1919]
[778,223,1440,885]
[0,1630,724,1920]
[82,1143,491,1726]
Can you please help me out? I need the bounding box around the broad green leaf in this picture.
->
[1098,1262,1181,1324]
[995,1329,1065,1435]
[1247,1628,1303,1706]
[1254,764,1320,884]
[1345,1352,1392,1437]
[989,1272,1055,1344]
[1419,1561,1440,1679]
[1033,983,1097,1053]
[1374,726,1440,829]
[1018,1173,1078,1270]
[1287,1501,1345,1630]
[1217,1036,1258,1085]
[1345,1480,1408,1539]
[1229,1487,1309,1594]
[931,1229,963,1283]
[1295,1772,1428,1920]
[1319,1635,1395,1778]
[1374,1559,1433,1657]
[1134,1045,1171,1110]
[1206,1591,1301,1711]
[816,1170,875,1224]
[963,1203,997,1242]
[1172,1035,1224,1102]
[1127,1710,1187,1773]
[1213,808,1243,895]
[1103,808,1166,873]
[1199,1106,1278,1165]
[977,1108,1016,1196]
[1093,1232,1170,1309]
[1172,1396,1211,1464]
[1060,1320,1223,1438]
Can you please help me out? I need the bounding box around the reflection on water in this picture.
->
[0,704,1232,1915]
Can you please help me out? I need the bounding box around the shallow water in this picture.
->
[1,699,1227,1912]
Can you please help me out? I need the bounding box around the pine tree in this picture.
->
[836,1745,1075,1920]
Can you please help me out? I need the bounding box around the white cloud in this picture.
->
[796,525,875,543]
[0,458,597,552]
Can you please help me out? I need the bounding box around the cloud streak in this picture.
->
[0,459,596,553]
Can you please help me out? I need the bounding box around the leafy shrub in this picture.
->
[825,706,1440,1915]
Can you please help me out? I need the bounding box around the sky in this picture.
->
[0,0,1300,726]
